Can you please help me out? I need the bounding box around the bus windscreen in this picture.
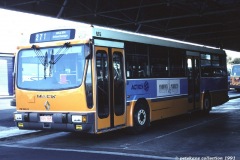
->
[17,45,86,90]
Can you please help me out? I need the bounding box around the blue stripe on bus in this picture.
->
[126,78,188,101]
[151,94,188,102]
[126,77,227,103]
[200,77,228,91]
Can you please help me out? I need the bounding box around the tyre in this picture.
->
[129,102,150,134]
[203,95,211,115]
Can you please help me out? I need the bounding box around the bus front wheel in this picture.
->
[129,102,150,134]
[203,95,211,115]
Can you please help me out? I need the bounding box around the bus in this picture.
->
[229,64,240,92]
[14,24,229,134]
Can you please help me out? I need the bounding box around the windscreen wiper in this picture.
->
[32,45,49,79]
[32,43,72,78]
[32,45,45,66]
[52,42,71,64]
[44,52,48,79]
[49,42,72,77]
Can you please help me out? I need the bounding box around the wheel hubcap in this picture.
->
[138,109,146,125]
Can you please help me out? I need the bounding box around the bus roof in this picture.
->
[92,25,225,54]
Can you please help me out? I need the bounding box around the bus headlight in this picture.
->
[14,114,23,121]
[71,115,87,123]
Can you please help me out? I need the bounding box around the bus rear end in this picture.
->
[14,29,96,133]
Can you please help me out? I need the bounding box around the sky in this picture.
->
[0,8,239,59]
[0,8,79,53]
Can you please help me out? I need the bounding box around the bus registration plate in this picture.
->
[40,115,53,123]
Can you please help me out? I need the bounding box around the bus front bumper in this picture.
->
[14,112,95,133]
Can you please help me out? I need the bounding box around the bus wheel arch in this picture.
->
[129,98,150,134]
[203,92,212,114]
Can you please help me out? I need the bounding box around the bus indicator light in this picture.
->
[75,125,82,130]
[18,122,24,128]
[82,116,87,123]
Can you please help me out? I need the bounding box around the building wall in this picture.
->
[0,53,14,96]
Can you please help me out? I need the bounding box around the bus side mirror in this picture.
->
[85,43,92,59]
[85,52,92,59]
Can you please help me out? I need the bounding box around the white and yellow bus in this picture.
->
[14,24,229,134]
[230,64,240,92]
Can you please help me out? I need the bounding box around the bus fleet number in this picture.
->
[96,31,101,37]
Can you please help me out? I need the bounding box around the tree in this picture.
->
[232,58,240,64]
[227,56,232,64]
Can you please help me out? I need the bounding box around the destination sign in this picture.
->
[30,29,75,43]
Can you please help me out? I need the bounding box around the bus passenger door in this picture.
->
[95,46,126,132]
[187,52,200,110]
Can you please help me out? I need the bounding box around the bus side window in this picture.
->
[201,67,211,77]
[151,65,168,78]
[132,66,138,78]
[212,68,226,77]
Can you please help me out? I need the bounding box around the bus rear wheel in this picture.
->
[203,95,211,115]
[129,102,150,134]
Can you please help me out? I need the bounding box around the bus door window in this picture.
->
[187,58,194,103]
[96,51,109,118]
[187,56,200,106]
[112,52,124,116]
[194,58,200,102]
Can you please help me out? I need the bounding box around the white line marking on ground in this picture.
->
[0,144,177,160]
[135,115,226,146]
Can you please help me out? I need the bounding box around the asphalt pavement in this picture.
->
[0,97,37,139]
